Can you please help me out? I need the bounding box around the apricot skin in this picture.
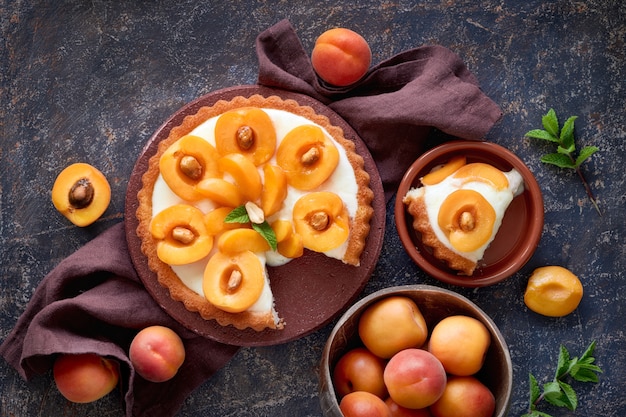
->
[333,347,388,399]
[429,376,495,417]
[53,353,119,403]
[339,391,392,417]
[129,325,186,383]
[311,28,372,87]
[524,266,583,317]
[358,296,428,359]
[428,315,491,376]
[51,163,111,227]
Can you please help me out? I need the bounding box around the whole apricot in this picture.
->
[51,163,111,227]
[428,315,491,376]
[524,266,583,317]
[358,296,428,359]
[383,348,447,409]
[429,376,495,417]
[129,325,186,383]
[53,353,119,403]
[333,347,388,399]
[311,27,371,87]
[339,391,392,417]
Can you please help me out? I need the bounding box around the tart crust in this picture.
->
[403,194,477,276]
[136,94,374,331]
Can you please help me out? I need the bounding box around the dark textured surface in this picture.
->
[1,1,625,416]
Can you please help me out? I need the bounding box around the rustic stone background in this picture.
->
[1,1,624,416]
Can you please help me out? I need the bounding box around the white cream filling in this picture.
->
[152,108,359,313]
[406,168,524,263]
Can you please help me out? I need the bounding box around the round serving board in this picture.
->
[124,85,385,346]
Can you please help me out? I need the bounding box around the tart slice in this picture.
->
[136,95,374,331]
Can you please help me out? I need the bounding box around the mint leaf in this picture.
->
[540,153,575,169]
[225,205,250,223]
[542,108,560,137]
[525,128,559,142]
[529,373,541,406]
[526,109,601,215]
[252,221,278,251]
[576,146,599,168]
[558,380,578,410]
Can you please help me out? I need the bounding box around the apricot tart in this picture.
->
[135,94,375,331]
[402,157,524,275]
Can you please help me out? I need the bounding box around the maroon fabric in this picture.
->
[0,223,239,417]
[256,19,503,201]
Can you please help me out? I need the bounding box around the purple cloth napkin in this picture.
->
[256,19,503,201]
[0,222,239,417]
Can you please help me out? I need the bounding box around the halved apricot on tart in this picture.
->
[203,250,265,313]
[437,189,496,252]
[293,191,349,252]
[217,228,271,255]
[51,163,111,227]
[150,204,213,265]
[261,164,288,217]
[421,155,467,186]
[214,107,276,166]
[204,207,249,235]
[217,153,262,203]
[452,162,509,190]
[276,124,339,190]
[195,178,244,207]
[159,135,220,201]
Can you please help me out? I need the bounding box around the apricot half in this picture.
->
[203,250,264,313]
[217,228,271,254]
[524,266,583,317]
[217,153,263,203]
[261,164,288,217]
[421,156,467,186]
[51,163,111,227]
[276,124,339,190]
[159,135,220,201]
[438,189,496,252]
[293,191,349,252]
[204,207,248,235]
[453,162,509,190]
[195,178,244,207]
[150,204,213,265]
[214,107,276,166]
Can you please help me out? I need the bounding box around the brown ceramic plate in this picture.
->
[125,85,385,346]
[394,141,543,287]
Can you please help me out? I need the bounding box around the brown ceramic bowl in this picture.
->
[319,285,512,417]
[394,141,544,287]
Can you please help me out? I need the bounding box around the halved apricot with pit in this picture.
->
[150,204,213,265]
[293,191,349,252]
[218,228,271,254]
[261,164,288,217]
[452,162,509,190]
[159,135,220,201]
[51,163,111,227]
[276,124,339,190]
[217,153,262,203]
[195,178,244,207]
[437,189,496,252]
[203,250,264,313]
[421,156,466,186]
[214,108,276,166]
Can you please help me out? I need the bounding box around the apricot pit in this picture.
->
[51,163,111,227]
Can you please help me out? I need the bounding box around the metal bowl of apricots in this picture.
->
[319,285,512,417]
[394,140,544,287]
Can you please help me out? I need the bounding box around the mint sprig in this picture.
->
[525,109,601,215]
[224,205,278,251]
[523,341,602,417]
